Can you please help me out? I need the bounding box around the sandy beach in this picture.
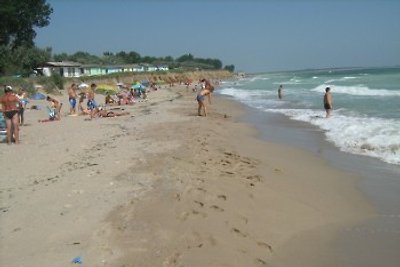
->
[0,84,375,267]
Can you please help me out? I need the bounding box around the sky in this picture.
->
[35,0,400,73]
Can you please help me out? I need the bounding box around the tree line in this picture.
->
[0,0,235,77]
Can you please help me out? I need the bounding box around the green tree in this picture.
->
[127,51,141,64]
[177,53,194,62]
[224,64,235,72]
[0,45,51,75]
[53,52,70,62]
[0,0,53,48]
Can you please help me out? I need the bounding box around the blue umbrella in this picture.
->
[31,92,46,100]
[131,83,142,89]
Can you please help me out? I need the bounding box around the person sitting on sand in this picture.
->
[105,93,117,105]
[46,96,62,120]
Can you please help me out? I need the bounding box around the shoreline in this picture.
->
[0,84,382,266]
[233,96,400,266]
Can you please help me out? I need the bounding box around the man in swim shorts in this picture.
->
[87,83,98,119]
[324,87,333,118]
[68,83,78,115]
[0,86,20,144]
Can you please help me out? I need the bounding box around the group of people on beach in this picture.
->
[277,85,333,118]
[0,82,136,144]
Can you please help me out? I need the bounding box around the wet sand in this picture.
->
[0,85,376,266]
[243,104,400,267]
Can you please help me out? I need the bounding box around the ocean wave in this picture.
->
[242,76,270,83]
[263,108,400,165]
[325,76,357,83]
[311,84,400,96]
[219,87,275,100]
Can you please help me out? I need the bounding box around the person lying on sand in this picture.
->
[89,106,130,119]
[97,110,130,118]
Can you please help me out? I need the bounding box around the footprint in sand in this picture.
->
[255,258,267,265]
[245,175,261,182]
[192,209,207,218]
[231,228,247,238]
[163,252,181,267]
[257,241,273,253]
[217,194,227,201]
[194,200,204,207]
[196,187,207,193]
[210,205,224,212]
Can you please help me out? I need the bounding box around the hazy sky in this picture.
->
[35,0,400,73]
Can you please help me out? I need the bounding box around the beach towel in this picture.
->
[0,113,5,129]
[0,113,6,143]
[47,106,56,120]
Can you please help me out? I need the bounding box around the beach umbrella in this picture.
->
[78,83,89,89]
[141,80,150,87]
[96,84,117,94]
[30,92,46,100]
[131,82,143,89]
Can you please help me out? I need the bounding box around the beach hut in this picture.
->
[37,61,83,77]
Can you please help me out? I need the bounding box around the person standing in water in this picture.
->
[278,85,283,99]
[324,87,333,118]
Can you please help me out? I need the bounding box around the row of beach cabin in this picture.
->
[36,61,169,78]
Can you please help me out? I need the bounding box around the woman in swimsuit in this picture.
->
[0,86,20,144]
[196,88,212,117]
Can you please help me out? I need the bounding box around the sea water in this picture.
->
[219,67,400,165]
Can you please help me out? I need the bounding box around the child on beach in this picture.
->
[16,88,28,125]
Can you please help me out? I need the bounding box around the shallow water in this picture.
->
[239,102,400,267]
[219,67,400,165]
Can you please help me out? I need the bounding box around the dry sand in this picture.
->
[0,84,374,266]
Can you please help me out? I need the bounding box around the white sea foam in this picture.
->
[243,76,270,83]
[325,76,357,83]
[219,87,275,99]
[219,88,284,108]
[311,84,400,96]
[264,108,400,165]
